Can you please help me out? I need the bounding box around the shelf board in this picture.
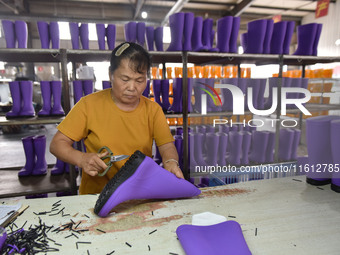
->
[0,116,64,126]
[0,48,61,62]
[283,55,340,66]
[286,103,340,114]
[0,169,80,199]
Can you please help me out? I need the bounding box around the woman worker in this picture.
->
[50,42,184,195]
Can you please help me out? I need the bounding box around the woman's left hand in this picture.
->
[163,161,184,179]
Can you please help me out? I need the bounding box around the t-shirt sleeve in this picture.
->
[153,104,174,146]
[57,98,89,142]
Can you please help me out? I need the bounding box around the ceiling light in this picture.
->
[141,11,148,19]
[335,39,340,46]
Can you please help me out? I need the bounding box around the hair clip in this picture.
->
[115,43,130,56]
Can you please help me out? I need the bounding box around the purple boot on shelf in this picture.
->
[249,131,269,164]
[154,27,163,51]
[124,22,137,43]
[106,24,116,50]
[174,135,183,169]
[312,23,323,56]
[69,22,80,49]
[94,150,201,217]
[79,23,89,50]
[278,128,295,161]
[270,21,287,54]
[37,21,50,49]
[102,80,111,90]
[283,21,295,55]
[294,23,318,56]
[51,158,66,175]
[290,129,301,161]
[216,132,228,166]
[73,80,83,104]
[245,19,267,54]
[330,119,340,192]
[136,22,146,46]
[83,80,93,96]
[167,12,185,51]
[229,17,240,53]
[152,79,162,108]
[38,81,51,117]
[51,81,65,116]
[216,16,233,53]
[49,22,60,49]
[202,18,219,52]
[2,20,16,48]
[191,17,208,52]
[228,131,243,166]
[6,81,21,119]
[168,78,182,113]
[96,23,106,50]
[32,135,48,176]
[265,131,275,163]
[161,79,171,112]
[145,26,155,51]
[19,81,35,117]
[240,131,251,165]
[194,132,208,166]
[189,133,198,171]
[15,20,28,48]
[205,133,219,166]
[183,12,194,51]
[18,136,36,177]
[263,19,274,54]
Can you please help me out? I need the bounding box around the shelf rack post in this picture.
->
[182,51,189,180]
[60,49,71,114]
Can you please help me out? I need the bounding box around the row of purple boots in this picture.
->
[142,77,309,114]
[6,80,65,119]
[72,80,94,104]
[242,20,322,56]
[302,115,340,192]
[1,20,28,48]
[19,135,74,177]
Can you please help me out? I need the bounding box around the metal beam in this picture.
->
[229,0,254,17]
[161,0,189,26]
[133,0,145,20]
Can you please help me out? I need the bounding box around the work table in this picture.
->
[1,175,339,255]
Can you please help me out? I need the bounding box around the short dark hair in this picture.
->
[109,42,151,76]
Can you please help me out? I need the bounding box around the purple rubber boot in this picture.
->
[15,20,28,48]
[167,12,185,51]
[312,23,322,56]
[176,221,251,255]
[154,27,163,51]
[290,77,302,103]
[257,78,266,110]
[294,23,318,56]
[245,19,267,54]
[263,19,274,54]
[247,79,261,111]
[143,80,150,97]
[194,132,207,166]
[49,22,60,49]
[183,12,194,51]
[187,78,193,113]
[32,135,48,176]
[136,22,146,46]
[37,21,50,49]
[221,78,238,111]
[228,131,243,166]
[249,131,269,163]
[264,77,278,109]
[174,135,183,169]
[18,136,36,177]
[51,81,65,116]
[265,131,275,163]
[168,78,182,113]
[330,119,340,192]
[152,79,162,108]
[124,22,137,43]
[2,20,16,48]
[6,81,21,119]
[240,33,248,53]
[217,132,228,166]
[145,26,155,51]
[106,24,116,50]
[270,21,287,54]
[79,23,89,49]
[38,81,51,117]
[240,131,251,165]
[283,21,295,55]
[306,115,340,185]
[19,81,35,117]
[83,80,93,96]
[278,128,294,161]
[290,129,301,161]
[161,79,171,111]
[191,17,208,52]
[51,158,65,175]
[238,78,248,110]
[96,23,106,50]
[102,80,111,90]
[205,133,219,166]
[216,16,233,53]
[229,17,240,53]
[94,150,201,217]
[202,18,219,52]
[73,80,83,104]
[69,22,80,50]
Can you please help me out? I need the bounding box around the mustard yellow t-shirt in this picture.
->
[57,88,174,194]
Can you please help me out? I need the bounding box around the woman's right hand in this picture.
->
[80,151,109,176]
